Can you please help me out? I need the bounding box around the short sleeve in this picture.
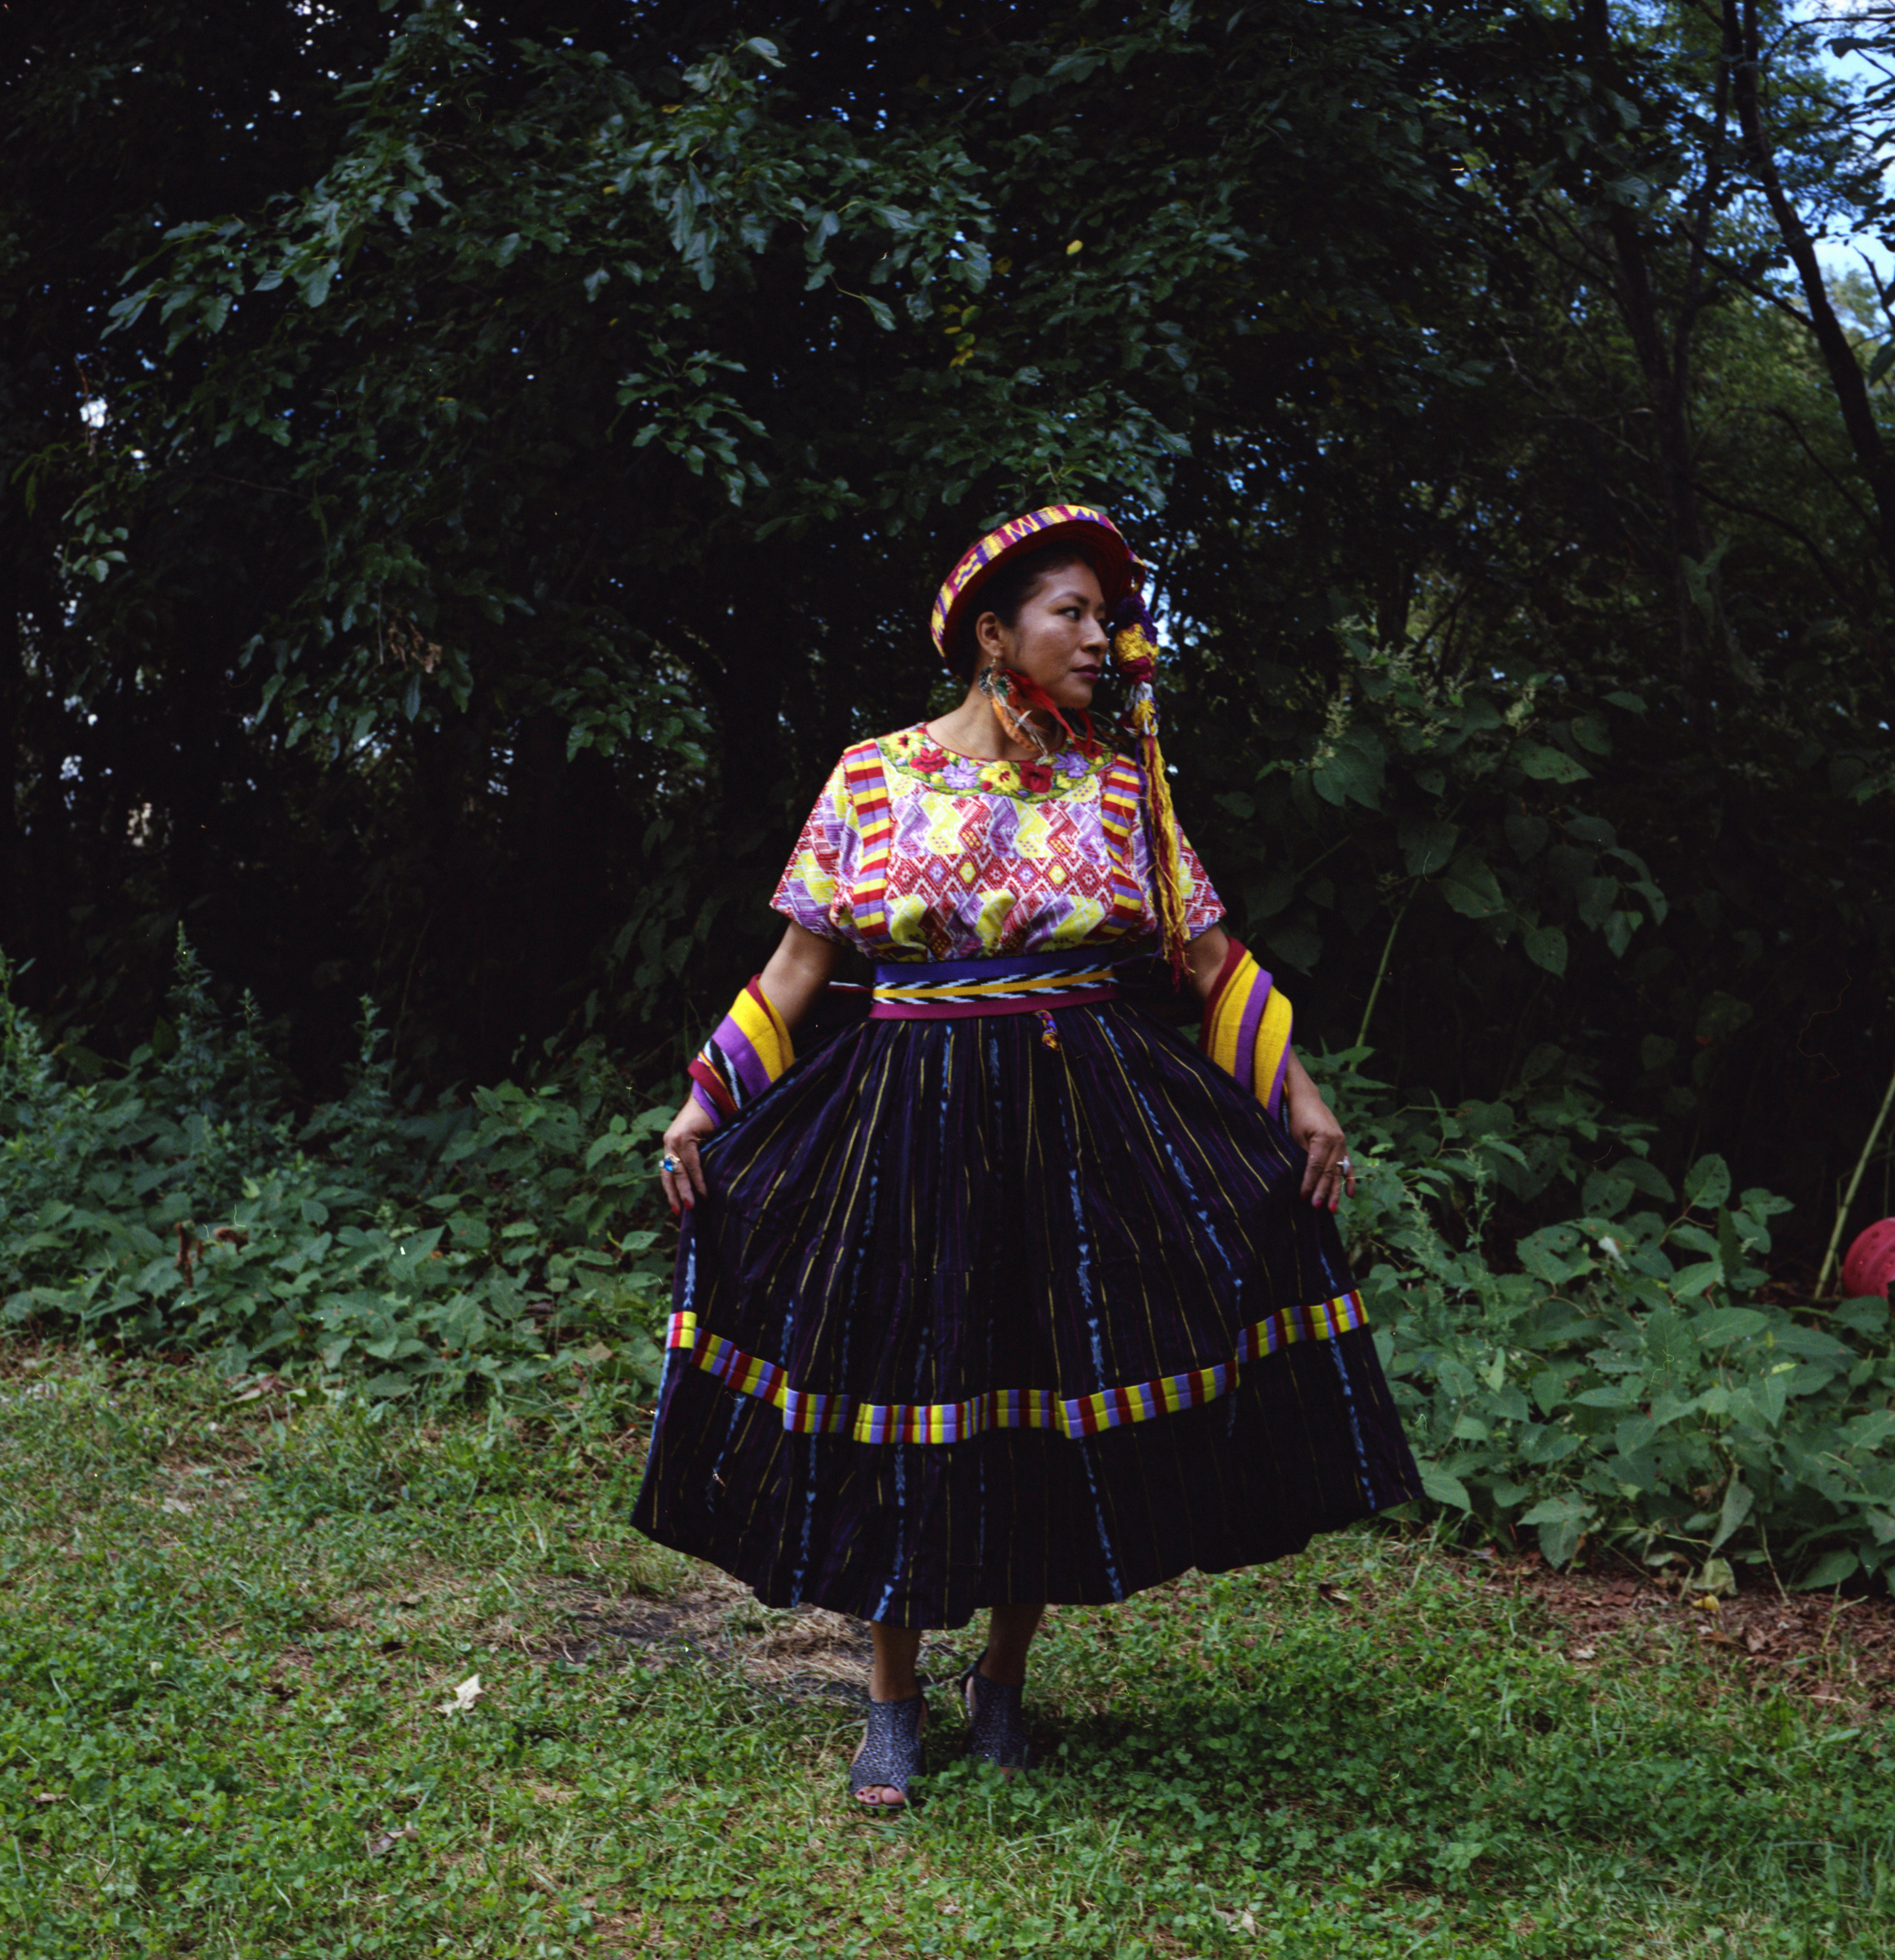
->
[1175,821,1226,938]
[1126,787,1225,939]
[770,760,858,945]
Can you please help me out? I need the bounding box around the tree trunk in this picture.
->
[1578,0,1725,724]
[1727,0,1895,596]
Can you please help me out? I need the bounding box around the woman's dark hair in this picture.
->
[948,542,1091,679]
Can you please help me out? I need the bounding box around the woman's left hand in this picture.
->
[1280,1054,1355,1211]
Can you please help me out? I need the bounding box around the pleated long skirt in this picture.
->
[631,998,1421,1628]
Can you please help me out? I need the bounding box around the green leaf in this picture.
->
[1615,1155,1674,1201]
[1504,813,1548,860]
[1515,742,1591,783]
[1522,925,1567,975]
[1521,1494,1592,1567]
[1311,728,1385,809]
[1399,815,1459,877]
[1419,1463,1471,1511]
[1670,1260,1723,1301]
[1793,1548,1858,1590]
[1576,875,1619,928]
[1683,1154,1732,1209]
[1644,1306,1698,1379]
[1519,1224,1591,1284]
[1708,1475,1754,1554]
[1437,853,1505,919]
[1581,1170,1634,1218]
[1693,1305,1769,1345]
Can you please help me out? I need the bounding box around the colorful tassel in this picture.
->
[1109,596,1189,983]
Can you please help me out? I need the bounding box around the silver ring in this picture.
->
[660,1152,683,1175]
[1337,1156,1353,1175]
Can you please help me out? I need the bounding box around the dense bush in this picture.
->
[1,941,673,1410]
[1314,1049,1895,1592]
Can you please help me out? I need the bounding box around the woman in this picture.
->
[632,506,1421,1811]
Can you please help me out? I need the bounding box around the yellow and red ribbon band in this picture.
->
[664,1290,1369,1444]
[687,977,794,1126]
[1200,936,1293,1118]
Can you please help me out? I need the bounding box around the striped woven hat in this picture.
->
[930,504,1139,676]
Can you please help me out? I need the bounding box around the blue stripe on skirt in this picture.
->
[631,995,1422,1627]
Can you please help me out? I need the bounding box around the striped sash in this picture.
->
[869,949,1122,1021]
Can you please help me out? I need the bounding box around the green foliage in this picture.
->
[1311,1050,1895,1587]
[0,943,672,1409]
[7,0,1888,1267]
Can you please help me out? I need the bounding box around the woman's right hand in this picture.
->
[660,1098,718,1214]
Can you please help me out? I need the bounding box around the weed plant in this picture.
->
[1,1350,1891,1958]
[1,940,673,1421]
[1306,1049,1895,1590]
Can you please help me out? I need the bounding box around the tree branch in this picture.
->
[1726,0,1895,588]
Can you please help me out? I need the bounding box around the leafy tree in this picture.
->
[5,0,1892,1260]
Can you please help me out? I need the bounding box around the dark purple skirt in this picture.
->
[631,997,1421,1627]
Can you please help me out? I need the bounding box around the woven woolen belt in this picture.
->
[868,949,1122,1021]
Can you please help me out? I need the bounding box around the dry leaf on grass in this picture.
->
[435,1673,483,1714]
[366,1825,418,1858]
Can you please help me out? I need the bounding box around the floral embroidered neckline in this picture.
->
[880,724,1116,801]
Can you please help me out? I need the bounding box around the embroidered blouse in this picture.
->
[771,724,1225,962]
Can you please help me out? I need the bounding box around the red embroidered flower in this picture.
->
[911,744,949,774]
[1017,761,1054,796]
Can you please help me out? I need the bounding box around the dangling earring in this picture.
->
[979,661,1051,760]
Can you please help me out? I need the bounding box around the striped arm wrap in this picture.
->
[666,1290,1370,1445]
[1201,936,1294,1118]
[687,977,794,1126]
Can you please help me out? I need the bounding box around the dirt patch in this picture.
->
[542,1550,1895,1718]
[536,1573,967,1703]
[1474,1549,1895,1715]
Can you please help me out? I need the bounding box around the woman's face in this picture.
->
[978,560,1110,715]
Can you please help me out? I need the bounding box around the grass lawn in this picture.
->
[3,1346,1890,1959]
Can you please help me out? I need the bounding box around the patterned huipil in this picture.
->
[769,725,1225,961]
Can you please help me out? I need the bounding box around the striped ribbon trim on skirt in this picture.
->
[665,1290,1371,1445]
[868,948,1122,1020]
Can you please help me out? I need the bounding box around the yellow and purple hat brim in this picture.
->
[931,504,1139,674]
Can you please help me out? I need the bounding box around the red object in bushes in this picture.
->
[1840,1218,1895,1299]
